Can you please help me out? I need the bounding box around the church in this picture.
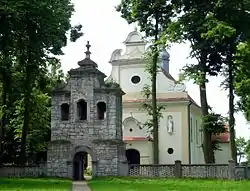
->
[47,29,231,179]
[106,29,230,165]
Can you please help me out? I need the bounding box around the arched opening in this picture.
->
[61,103,70,121]
[73,152,92,180]
[126,149,140,165]
[77,99,87,120]
[97,102,106,120]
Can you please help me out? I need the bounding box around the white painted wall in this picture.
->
[126,141,153,164]
[215,143,231,164]
[123,110,183,164]
[123,116,146,137]
[190,114,204,164]
[112,65,177,94]
[123,112,148,136]
[190,113,231,164]
[159,111,182,164]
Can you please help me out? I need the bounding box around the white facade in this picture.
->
[190,114,204,164]
[159,111,182,163]
[107,29,230,165]
[108,31,186,95]
[215,143,231,164]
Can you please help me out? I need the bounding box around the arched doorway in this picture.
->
[126,149,140,165]
[73,151,91,180]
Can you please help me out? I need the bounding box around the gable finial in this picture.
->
[85,41,91,58]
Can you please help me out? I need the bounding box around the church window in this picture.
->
[167,148,174,154]
[61,103,70,121]
[201,127,203,142]
[131,75,141,84]
[196,120,198,144]
[77,99,87,120]
[97,102,106,120]
[190,118,193,142]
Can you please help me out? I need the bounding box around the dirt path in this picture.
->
[72,181,91,191]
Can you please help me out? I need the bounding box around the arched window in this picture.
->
[77,99,87,120]
[61,103,70,121]
[97,102,106,120]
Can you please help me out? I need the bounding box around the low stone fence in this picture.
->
[235,165,250,180]
[0,163,46,177]
[128,160,248,180]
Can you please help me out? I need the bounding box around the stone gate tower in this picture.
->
[47,42,128,180]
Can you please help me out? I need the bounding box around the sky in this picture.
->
[60,0,249,139]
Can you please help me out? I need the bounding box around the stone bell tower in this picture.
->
[47,41,128,179]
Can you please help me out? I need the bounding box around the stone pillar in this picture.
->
[67,161,73,179]
[174,160,182,178]
[118,157,129,176]
[92,161,97,177]
[228,159,236,180]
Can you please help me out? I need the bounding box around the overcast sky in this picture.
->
[59,0,249,139]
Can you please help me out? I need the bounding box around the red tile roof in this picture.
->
[124,97,188,103]
[124,97,200,108]
[212,125,230,143]
[123,136,153,141]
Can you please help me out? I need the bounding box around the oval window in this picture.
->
[167,148,174,154]
[131,75,141,84]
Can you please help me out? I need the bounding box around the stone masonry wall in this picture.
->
[47,143,71,178]
[94,144,120,176]
[48,61,127,178]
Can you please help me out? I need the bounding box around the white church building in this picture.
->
[106,29,230,165]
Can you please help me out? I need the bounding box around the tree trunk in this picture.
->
[19,66,31,167]
[0,19,11,162]
[200,56,214,163]
[0,82,7,161]
[239,155,241,164]
[152,15,159,165]
[19,15,34,167]
[228,57,237,163]
[152,54,159,164]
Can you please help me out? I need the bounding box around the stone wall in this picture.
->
[94,144,120,176]
[0,164,46,177]
[128,160,250,180]
[48,47,127,179]
[47,142,72,178]
[235,165,250,180]
[1,161,249,180]
[50,87,123,142]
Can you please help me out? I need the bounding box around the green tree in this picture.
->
[167,0,250,164]
[0,0,83,165]
[0,9,16,158]
[201,0,250,162]
[167,1,225,163]
[117,0,174,164]
[0,56,66,164]
[246,139,250,163]
[235,137,247,163]
[235,42,250,122]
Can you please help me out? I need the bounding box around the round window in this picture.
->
[167,148,174,154]
[131,75,141,84]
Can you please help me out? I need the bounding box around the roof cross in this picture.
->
[85,41,91,58]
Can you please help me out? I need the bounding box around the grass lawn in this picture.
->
[0,178,72,191]
[88,177,250,191]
